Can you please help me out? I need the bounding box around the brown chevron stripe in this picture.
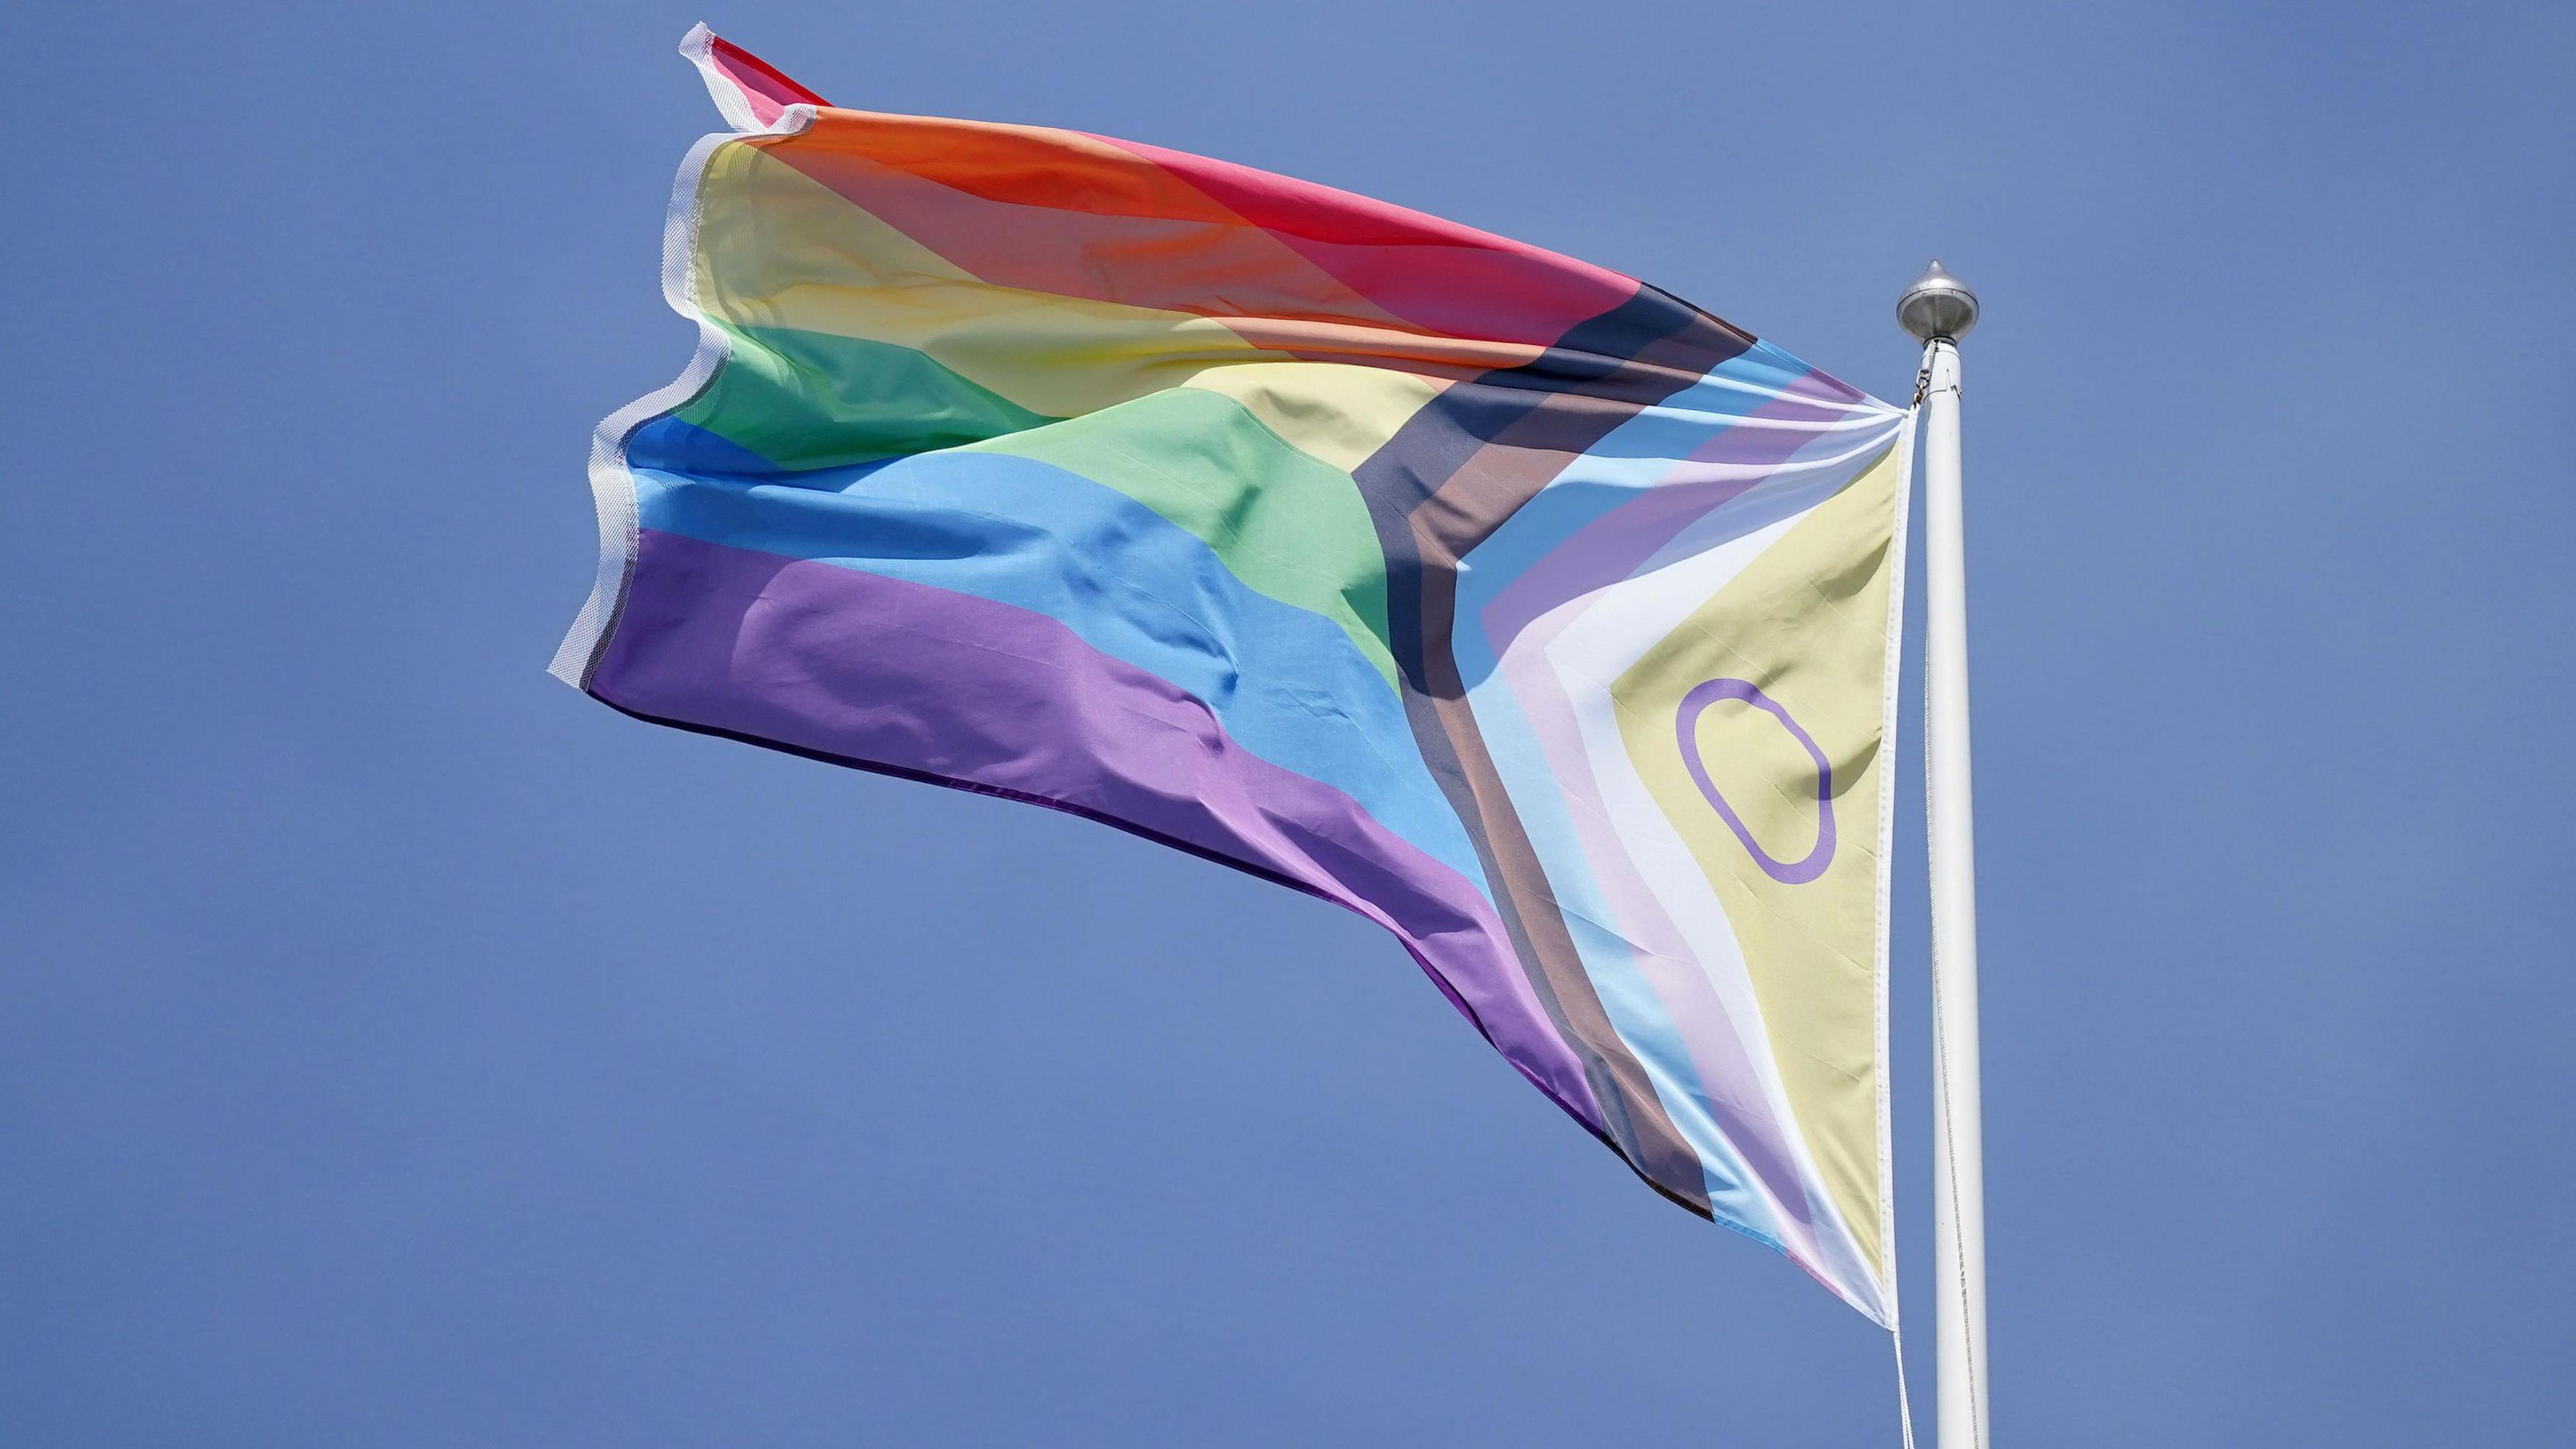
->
[1350,284,1755,1210]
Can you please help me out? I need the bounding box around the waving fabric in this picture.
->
[557,25,1914,1323]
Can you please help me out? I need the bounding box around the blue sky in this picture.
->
[7,1,2571,1443]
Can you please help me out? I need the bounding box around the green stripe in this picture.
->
[679,322,1057,470]
[962,388,1397,694]
[682,327,1397,694]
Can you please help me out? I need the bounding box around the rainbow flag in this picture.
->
[557,26,1915,1323]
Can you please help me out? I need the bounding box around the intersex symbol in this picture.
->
[1674,678,1835,885]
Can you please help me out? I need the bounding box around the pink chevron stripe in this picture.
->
[1495,600,1835,1273]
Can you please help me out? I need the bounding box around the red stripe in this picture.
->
[706,33,828,124]
[692,28,1641,352]
[1088,133,1640,347]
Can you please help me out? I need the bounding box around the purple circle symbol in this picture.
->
[1674,678,1835,885]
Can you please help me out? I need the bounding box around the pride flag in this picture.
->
[557,26,1915,1323]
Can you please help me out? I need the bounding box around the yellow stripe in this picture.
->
[1610,444,1904,1277]
[691,142,1442,472]
[1181,364,1442,474]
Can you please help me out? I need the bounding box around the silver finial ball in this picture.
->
[1897,259,1980,343]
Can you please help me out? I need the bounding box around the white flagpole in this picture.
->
[1899,261,1988,1449]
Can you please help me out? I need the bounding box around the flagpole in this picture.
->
[1900,261,1988,1449]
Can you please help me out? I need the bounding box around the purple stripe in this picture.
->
[590,527,1605,1132]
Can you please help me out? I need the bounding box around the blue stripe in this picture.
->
[630,452,1487,896]
[1445,354,1900,1225]
[626,415,794,478]
[1445,372,1773,1218]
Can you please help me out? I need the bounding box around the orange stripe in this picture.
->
[757,127,1417,333]
[753,110,1267,224]
[744,121,1549,378]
